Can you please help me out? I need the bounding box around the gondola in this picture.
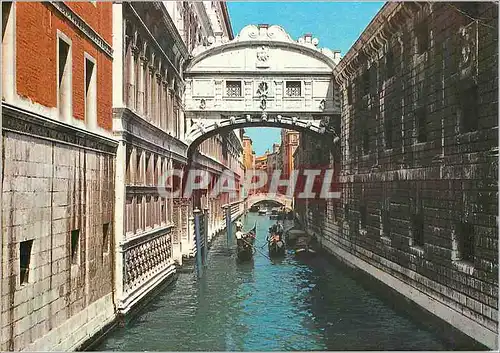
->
[293,235,316,258]
[267,223,286,257]
[236,223,257,261]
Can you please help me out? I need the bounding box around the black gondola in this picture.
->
[267,223,286,257]
[236,223,256,261]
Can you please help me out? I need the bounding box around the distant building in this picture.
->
[242,135,254,171]
[279,129,300,178]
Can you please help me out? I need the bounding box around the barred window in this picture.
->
[459,83,479,133]
[384,112,393,149]
[347,84,353,105]
[359,205,367,229]
[286,81,301,97]
[226,81,241,97]
[386,50,395,78]
[412,212,424,247]
[456,221,474,263]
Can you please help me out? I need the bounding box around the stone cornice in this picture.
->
[152,2,189,60]
[114,107,188,164]
[2,103,118,154]
[49,1,113,58]
[333,2,418,85]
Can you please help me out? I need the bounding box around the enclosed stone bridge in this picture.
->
[183,24,342,157]
[245,192,293,210]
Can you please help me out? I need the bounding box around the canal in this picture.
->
[92,212,482,351]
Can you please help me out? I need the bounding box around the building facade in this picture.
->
[2,1,240,351]
[111,0,237,314]
[280,129,300,178]
[297,2,498,349]
[2,2,116,351]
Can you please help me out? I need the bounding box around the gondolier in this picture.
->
[236,222,257,261]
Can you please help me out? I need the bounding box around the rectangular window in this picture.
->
[362,70,370,96]
[19,240,33,285]
[71,229,80,265]
[460,84,479,133]
[381,209,391,238]
[102,223,110,254]
[359,205,367,229]
[286,81,301,97]
[347,84,353,105]
[416,107,427,143]
[84,57,96,128]
[226,81,242,97]
[412,212,424,247]
[58,37,71,120]
[362,128,369,154]
[384,113,393,149]
[416,21,429,55]
[344,203,349,219]
[2,2,12,41]
[456,221,474,263]
[386,50,394,78]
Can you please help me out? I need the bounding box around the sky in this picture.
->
[226,1,384,155]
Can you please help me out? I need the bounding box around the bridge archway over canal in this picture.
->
[183,24,342,158]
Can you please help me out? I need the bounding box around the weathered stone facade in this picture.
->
[296,2,498,349]
[1,2,117,350]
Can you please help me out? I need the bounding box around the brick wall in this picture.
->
[1,130,115,350]
[297,2,498,349]
[15,2,112,130]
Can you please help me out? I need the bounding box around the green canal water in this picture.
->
[92,212,483,351]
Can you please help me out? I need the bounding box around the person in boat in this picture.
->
[276,222,284,237]
[235,220,243,229]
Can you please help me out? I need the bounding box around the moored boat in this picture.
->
[293,235,316,258]
[236,223,257,261]
[258,208,268,215]
[285,228,307,247]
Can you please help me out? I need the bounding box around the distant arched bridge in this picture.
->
[245,193,293,210]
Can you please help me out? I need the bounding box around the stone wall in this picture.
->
[1,108,117,351]
[297,2,498,349]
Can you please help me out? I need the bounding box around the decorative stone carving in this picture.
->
[256,46,270,69]
[257,81,268,97]
[199,99,206,110]
[257,81,269,110]
[319,99,326,111]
